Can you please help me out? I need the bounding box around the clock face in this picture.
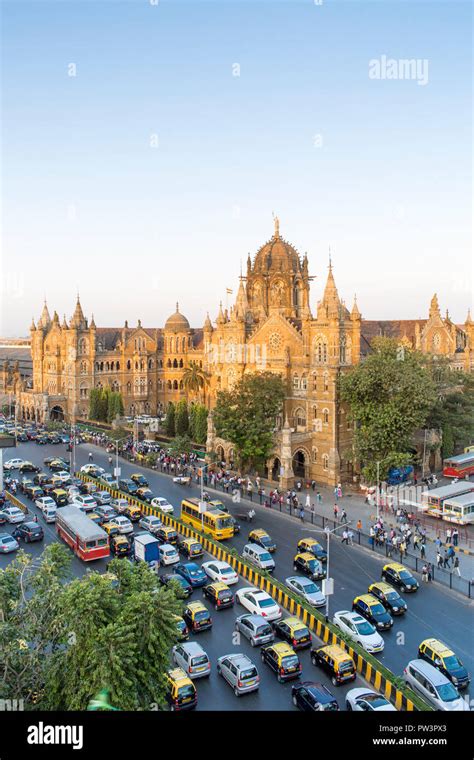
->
[268,331,282,352]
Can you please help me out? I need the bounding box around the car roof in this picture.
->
[301,681,335,701]
[223,653,252,667]
[319,644,351,660]
[167,667,192,686]
[384,562,406,571]
[180,641,206,654]
[245,543,269,553]
[250,528,267,537]
[284,616,307,630]
[208,581,230,592]
[420,639,454,656]
[186,601,207,611]
[370,581,396,592]
[408,659,452,684]
[356,594,380,605]
[271,641,295,654]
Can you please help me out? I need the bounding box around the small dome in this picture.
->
[253,224,302,274]
[165,302,190,332]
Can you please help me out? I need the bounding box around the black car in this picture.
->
[352,596,393,631]
[20,479,34,494]
[381,564,419,593]
[118,479,138,496]
[292,681,339,712]
[159,573,193,598]
[49,460,69,472]
[33,473,52,486]
[12,522,44,543]
[136,488,154,503]
[25,485,44,501]
[130,474,149,488]
[109,534,133,557]
[368,583,407,615]
[19,462,40,473]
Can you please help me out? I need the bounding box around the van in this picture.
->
[172,641,211,679]
[242,543,275,572]
[404,659,468,711]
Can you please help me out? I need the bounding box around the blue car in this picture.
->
[175,562,207,588]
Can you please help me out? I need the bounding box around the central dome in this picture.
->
[253,219,302,274]
[165,303,190,332]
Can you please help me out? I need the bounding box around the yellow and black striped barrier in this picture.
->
[78,473,427,711]
[5,491,28,513]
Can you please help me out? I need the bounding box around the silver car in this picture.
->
[172,642,211,679]
[217,653,260,696]
[404,659,468,711]
[234,614,275,647]
[139,514,162,535]
[285,576,326,607]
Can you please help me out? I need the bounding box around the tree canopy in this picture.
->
[212,372,286,470]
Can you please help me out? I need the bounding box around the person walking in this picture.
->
[341,529,349,545]
[348,529,354,546]
[436,550,443,568]
[88,452,93,462]
[305,493,311,509]
[299,506,305,523]
[356,519,362,532]
[446,527,452,544]
[333,503,339,521]
[420,540,426,559]
[427,563,432,582]
[421,563,429,582]
[317,491,322,505]
[452,528,459,547]
[452,556,461,576]
[443,550,450,569]
[340,508,348,524]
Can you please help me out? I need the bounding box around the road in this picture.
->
[2,438,473,710]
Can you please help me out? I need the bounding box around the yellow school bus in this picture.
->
[181,498,234,541]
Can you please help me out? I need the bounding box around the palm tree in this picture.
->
[182,361,210,403]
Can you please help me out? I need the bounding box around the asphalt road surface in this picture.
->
[2,439,473,710]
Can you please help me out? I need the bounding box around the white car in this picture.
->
[100,473,118,487]
[80,464,98,474]
[111,498,131,514]
[73,495,97,513]
[55,471,71,483]
[110,515,134,535]
[235,587,282,621]
[35,496,57,522]
[202,560,239,585]
[3,458,25,471]
[159,543,179,565]
[150,497,174,514]
[139,514,162,535]
[346,688,397,711]
[0,506,26,524]
[67,487,81,503]
[333,611,384,654]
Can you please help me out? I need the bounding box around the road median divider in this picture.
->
[78,473,431,712]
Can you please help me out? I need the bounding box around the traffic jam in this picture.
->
[0,427,471,713]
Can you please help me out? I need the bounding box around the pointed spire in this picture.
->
[38,300,51,329]
[52,310,60,326]
[62,314,69,330]
[204,312,213,331]
[216,301,225,325]
[70,295,86,328]
[322,258,339,306]
[30,317,36,331]
[235,277,249,320]
[465,308,473,325]
[272,212,280,239]
[351,294,361,320]
[247,254,252,275]
[89,314,96,329]
[175,302,180,313]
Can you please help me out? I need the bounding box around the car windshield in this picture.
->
[444,655,463,670]
[398,570,413,581]
[293,628,309,640]
[177,685,195,699]
[191,655,208,666]
[436,682,460,702]
[240,667,258,680]
[258,598,275,609]
[188,567,201,576]
[302,582,318,593]
[371,603,386,615]
[356,621,375,635]
[217,590,231,600]
[259,552,272,562]
[281,655,299,669]
[256,625,273,636]
[364,695,389,708]
[322,701,338,712]
[260,536,272,545]
[385,591,400,601]
[2,536,16,544]
[339,660,354,673]
[194,611,210,622]
[307,559,317,570]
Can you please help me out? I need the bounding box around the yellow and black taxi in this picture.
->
[202,581,234,610]
[183,601,213,632]
[88,512,103,527]
[368,581,407,615]
[248,528,277,552]
[25,485,44,501]
[165,667,197,712]
[109,533,133,557]
[272,616,312,650]
[136,487,154,504]
[156,525,179,545]
[310,644,356,686]
[101,521,121,538]
[261,641,302,682]
[123,504,142,522]
[293,552,326,581]
[178,537,204,559]
[352,594,393,631]
[381,563,419,593]
[51,488,68,507]
[174,615,190,641]
[130,473,149,488]
[418,638,470,690]
[297,537,327,563]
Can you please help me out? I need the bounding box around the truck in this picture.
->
[134,532,160,572]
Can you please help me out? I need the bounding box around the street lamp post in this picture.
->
[376,460,381,521]
[323,521,352,623]
[199,463,209,531]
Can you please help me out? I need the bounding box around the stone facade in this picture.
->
[10,219,474,486]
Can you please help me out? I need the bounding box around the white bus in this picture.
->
[442,492,474,525]
[421,483,474,517]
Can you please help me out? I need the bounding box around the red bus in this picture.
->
[442,452,474,479]
[56,505,110,561]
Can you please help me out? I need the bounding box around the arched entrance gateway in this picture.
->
[292,450,307,478]
[271,457,281,481]
[50,405,65,421]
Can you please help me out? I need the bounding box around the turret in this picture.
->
[216,302,225,325]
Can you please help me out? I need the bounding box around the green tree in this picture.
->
[0,547,182,710]
[423,360,474,454]
[193,404,208,445]
[175,399,189,436]
[89,389,100,420]
[164,402,175,437]
[212,372,286,470]
[182,361,210,403]
[339,338,437,482]
[169,434,193,457]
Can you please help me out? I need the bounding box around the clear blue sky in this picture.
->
[1,0,472,335]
